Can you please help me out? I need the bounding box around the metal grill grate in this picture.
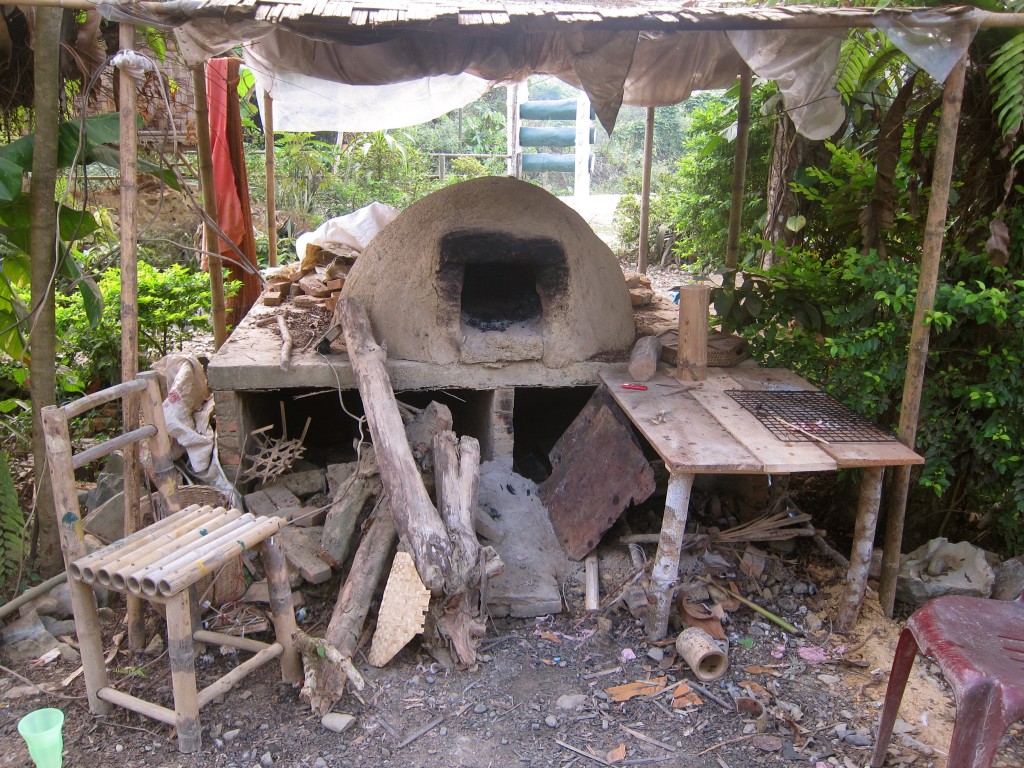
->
[724,390,897,443]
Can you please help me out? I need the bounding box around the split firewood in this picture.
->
[293,629,366,695]
[319,446,383,568]
[628,335,663,382]
[338,298,498,668]
[307,504,397,715]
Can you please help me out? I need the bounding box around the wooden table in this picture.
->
[600,366,924,640]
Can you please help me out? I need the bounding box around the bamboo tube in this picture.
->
[106,508,241,589]
[93,507,229,587]
[97,686,176,725]
[94,505,228,586]
[262,535,302,683]
[676,627,729,682]
[192,629,271,654]
[637,106,655,274]
[125,512,252,594]
[263,90,278,268]
[71,505,213,580]
[154,517,285,597]
[166,590,201,752]
[584,554,600,611]
[197,643,283,709]
[62,378,148,419]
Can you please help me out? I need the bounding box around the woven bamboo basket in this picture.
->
[656,330,750,367]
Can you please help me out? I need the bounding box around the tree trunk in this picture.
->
[28,7,63,576]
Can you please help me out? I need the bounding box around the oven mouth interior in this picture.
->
[439,230,569,334]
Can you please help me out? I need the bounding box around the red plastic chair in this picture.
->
[871,593,1024,768]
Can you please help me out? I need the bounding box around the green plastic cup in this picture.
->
[17,707,65,768]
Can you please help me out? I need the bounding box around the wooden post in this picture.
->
[676,285,710,382]
[118,27,144,646]
[638,106,655,274]
[724,65,752,287]
[263,90,278,268]
[40,404,111,715]
[838,467,885,631]
[166,589,201,752]
[192,62,228,349]
[878,55,968,618]
[574,91,591,198]
[138,371,182,516]
[647,472,695,640]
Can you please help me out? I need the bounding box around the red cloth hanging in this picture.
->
[206,57,261,327]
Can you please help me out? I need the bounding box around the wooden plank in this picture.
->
[819,440,923,469]
[689,385,837,474]
[600,369,762,474]
[540,401,655,560]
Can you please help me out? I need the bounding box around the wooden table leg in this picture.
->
[837,467,885,632]
[646,472,695,641]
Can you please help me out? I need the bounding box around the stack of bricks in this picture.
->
[262,272,345,312]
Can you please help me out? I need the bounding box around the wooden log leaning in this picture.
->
[628,335,662,382]
[308,505,397,715]
[337,299,454,595]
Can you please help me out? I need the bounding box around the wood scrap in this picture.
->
[319,447,382,568]
[307,505,397,715]
[628,336,663,382]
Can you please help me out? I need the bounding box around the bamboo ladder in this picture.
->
[41,371,302,753]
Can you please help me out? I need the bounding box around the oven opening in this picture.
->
[439,230,569,334]
[461,263,541,331]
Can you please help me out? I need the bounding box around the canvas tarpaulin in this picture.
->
[97,2,983,139]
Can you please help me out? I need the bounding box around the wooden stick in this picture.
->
[724,64,752,283]
[61,378,148,419]
[879,55,968,618]
[197,643,283,708]
[556,739,611,766]
[0,571,67,621]
[585,554,600,611]
[396,716,444,750]
[97,687,176,725]
[294,631,366,691]
[637,105,655,274]
[700,578,800,635]
[263,90,278,268]
[338,299,453,594]
[276,313,292,371]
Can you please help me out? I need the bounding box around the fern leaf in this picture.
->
[0,452,26,593]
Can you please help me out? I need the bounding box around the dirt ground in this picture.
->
[3,530,1023,768]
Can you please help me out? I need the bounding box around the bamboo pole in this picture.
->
[263,90,278,267]
[192,62,228,349]
[878,54,968,618]
[166,590,201,752]
[118,22,146,650]
[153,517,284,597]
[724,65,752,287]
[637,106,655,274]
[74,505,216,581]
[196,643,283,709]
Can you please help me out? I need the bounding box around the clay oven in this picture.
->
[341,177,635,368]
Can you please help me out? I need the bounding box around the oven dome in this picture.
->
[340,177,635,368]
